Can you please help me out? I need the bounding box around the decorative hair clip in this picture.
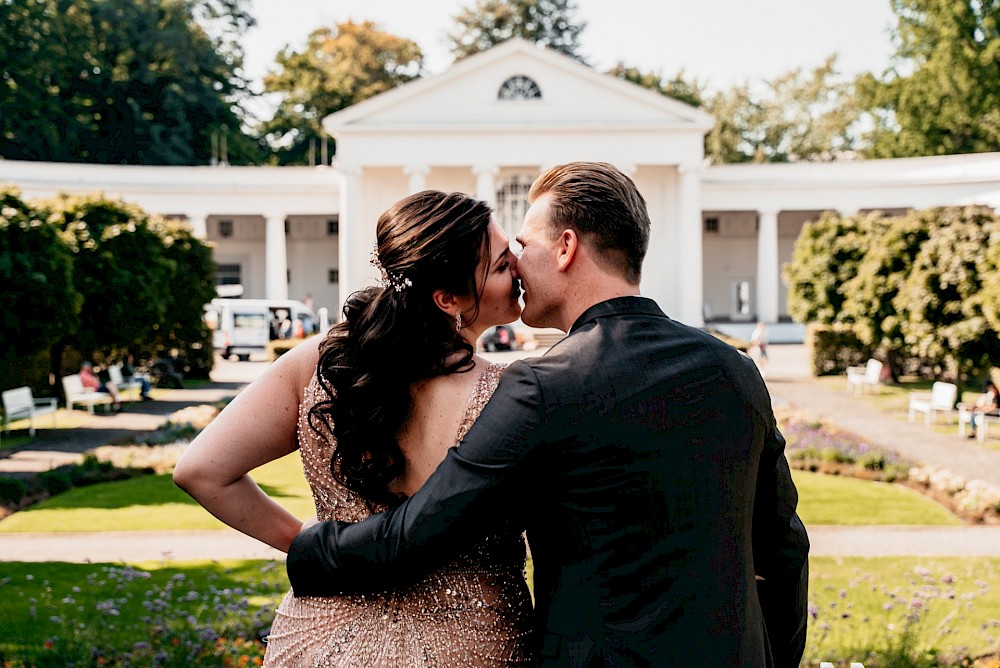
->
[370,243,413,292]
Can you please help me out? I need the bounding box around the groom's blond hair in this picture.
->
[529,162,650,285]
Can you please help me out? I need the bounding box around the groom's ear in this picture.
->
[431,289,460,316]
[555,229,578,273]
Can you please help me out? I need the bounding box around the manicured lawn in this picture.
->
[792,470,962,527]
[0,453,313,533]
[805,556,1000,666]
[1,557,997,666]
[0,454,965,534]
[0,559,285,666]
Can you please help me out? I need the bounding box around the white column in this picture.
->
[676,163,704,326]
[264,212,289,301]
[338,166,365,309]
[403,164,429,194]
[186,212,207,239]
[473,164,499,205]
[756,209,780,323]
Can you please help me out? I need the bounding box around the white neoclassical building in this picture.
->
[3,38,1000,340]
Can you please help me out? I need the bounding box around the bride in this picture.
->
[174,190,534,666]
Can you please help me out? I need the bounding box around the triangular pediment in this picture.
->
[324,38,714,133]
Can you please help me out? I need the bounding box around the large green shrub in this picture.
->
[807,325,872,376]
[0,187,82,391]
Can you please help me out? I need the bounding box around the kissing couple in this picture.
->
[175,161,810,667]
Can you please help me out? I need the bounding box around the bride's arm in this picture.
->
[173,336,321,553]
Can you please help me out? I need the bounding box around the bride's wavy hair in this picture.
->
[309,190,494,506]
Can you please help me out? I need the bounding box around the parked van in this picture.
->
[205,298,319,361]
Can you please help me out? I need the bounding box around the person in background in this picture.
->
[967,380,1000,439]
[121,354,153,401]
[79,361,122,412]
[750,321,769,375]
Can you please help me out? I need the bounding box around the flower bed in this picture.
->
[777,408,1000,524]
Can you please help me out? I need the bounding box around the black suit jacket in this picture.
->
[288,297,810,667]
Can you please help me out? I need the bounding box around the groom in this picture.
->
[288,162,810,666]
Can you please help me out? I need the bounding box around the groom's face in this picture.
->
[514,194,562,329]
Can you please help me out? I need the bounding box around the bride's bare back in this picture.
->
[262,361,534,667]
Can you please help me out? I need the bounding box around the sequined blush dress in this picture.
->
[263,363,535,667]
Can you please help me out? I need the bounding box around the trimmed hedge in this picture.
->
[807,325,873,376]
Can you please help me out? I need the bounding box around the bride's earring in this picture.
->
[454,311,463,332]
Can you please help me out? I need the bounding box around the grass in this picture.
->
[0,452,965,534]
[0,453,313,533]
[792,470,962,527]
[1,557,997,667]
[0,559,284,666]
[805,556,1000,666]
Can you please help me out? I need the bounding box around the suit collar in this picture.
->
[568,296,667,334]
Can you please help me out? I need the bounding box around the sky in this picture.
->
[242,0,900,96]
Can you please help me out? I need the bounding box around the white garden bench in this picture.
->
[108,364,144,402]
[958,404,1000,442]
[846,358,883,395]
[908,381,958,425]
[1,386,58,444]
[61,373,113,414]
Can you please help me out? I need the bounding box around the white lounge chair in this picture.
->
[846,359,883,395]
[908,381,957,424]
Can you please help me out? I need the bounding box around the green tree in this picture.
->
[0,187,82,359]
[840,211,934,379]
[607,63,704,108]
[705,57,859,163]
[982,225,1000,333]
[895,207,1000,387]
[261,21,422,165]
[447,0,587,62]
[0,0,264,165]
[858,0,1000,157]
[148,219,217,378]
[46,194,174,358]
[783,212,870,325]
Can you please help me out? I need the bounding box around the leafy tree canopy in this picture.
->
[705,56,859,163]
[607,63,704,108]
[45,194,175,354]
[894,207,1000,381]
[447,0,587,62]
[0,187,82,358]
[261,21,423,165]
[783,212,870,325]
[858,0,1000,157]
[0,0,264,165]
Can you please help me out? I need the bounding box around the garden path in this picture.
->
[764,345,1000,488]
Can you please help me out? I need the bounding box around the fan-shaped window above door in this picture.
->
[498,75,542,100]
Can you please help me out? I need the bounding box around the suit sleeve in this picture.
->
[286,360,546,596]
[753,418,810,668]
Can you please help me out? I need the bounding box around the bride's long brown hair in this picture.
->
[309,191,493,506]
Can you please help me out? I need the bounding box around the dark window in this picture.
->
[705,217,720,233]
[328,269,339,284]
[327,218,339,235]
[215,263,241,285]
[218,220,233,238]
[498,75,542,100]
